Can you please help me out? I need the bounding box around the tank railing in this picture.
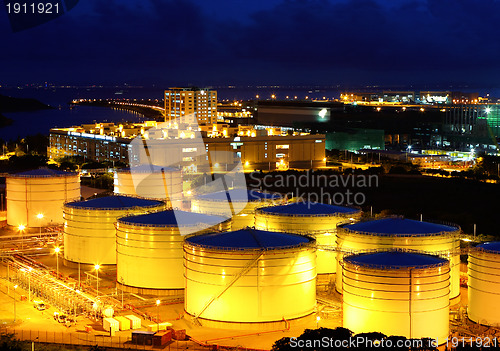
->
[337,227,462,239]
[343,260,450,271]
[334,246,462,257]
[469,246,500,255]
[254,207,361,218]
[194,252,265,320]
[63,194,167,210]
[63,204,165,212]
[341,248,451,270]
[337,215,461,235]
[183,239,317,253]
[6,172,78,178]
[116,219,231,229]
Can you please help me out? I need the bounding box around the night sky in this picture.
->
[2,0,500,87]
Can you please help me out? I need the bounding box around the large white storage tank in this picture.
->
[184,229,316,328]
[191,189,282,230]
[6,168,80,227]
[468,242,500,326]
[63,195,165,265]
[114,165,182,207]
[343,251,450,342]
[116,210,230,295]
[336,217,461,300]
[254,202,361,275]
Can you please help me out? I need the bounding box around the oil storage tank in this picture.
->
[114,165,182,207]
[468,242,500,326]
[336,216,461,300]
[343,251,450,342]
[7,168,80,227]
[184,228,316,329]
[191,189,282,230]
[63,195,165,265]
[254,202,361,275]
[116,210,230,295]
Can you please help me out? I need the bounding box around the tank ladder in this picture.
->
[193,251,265,323]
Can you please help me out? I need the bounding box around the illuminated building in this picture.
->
[164,87,217,125]
[49,123,326,171]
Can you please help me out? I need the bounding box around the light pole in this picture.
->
[94,264,100,297]
[13,284,17,322]
[156,299,160,332]
[54,247,60,278]
[36,213,44,235]
[316,316,320,328]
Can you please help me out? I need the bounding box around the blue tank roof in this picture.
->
[342,217,458,236]
[476,242,500,254]
[66,195,163,210]
[344,251,448,268]
[185,228,313,249]
[259,202,359,216]
[118,210,226,227]
[10,168,76,178]
[196,189,280,202]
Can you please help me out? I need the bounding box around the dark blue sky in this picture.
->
[2,0,500,87]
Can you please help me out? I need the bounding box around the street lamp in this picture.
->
[94,264,100,297]
[156,299,161,332]
[316,316,321,328]
[36,213,44,235]
[54,247,60,278]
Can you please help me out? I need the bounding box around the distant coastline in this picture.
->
[0,94,54,128]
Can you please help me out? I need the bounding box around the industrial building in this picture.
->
[191,189,282,230]
[255,100,343,127]
[6,168,81,228]
[341,91,479,105]
[115,210,230,295]
[164,87,217,125]
[63,195,165,266]
[49,126,130,163]
[254,202,361,276]
[325,128,385,151]
[49,123,326,171]
[183,229,316,328]
[468,242,500,326]
[336,217,461,301]
[342,251,450,342]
